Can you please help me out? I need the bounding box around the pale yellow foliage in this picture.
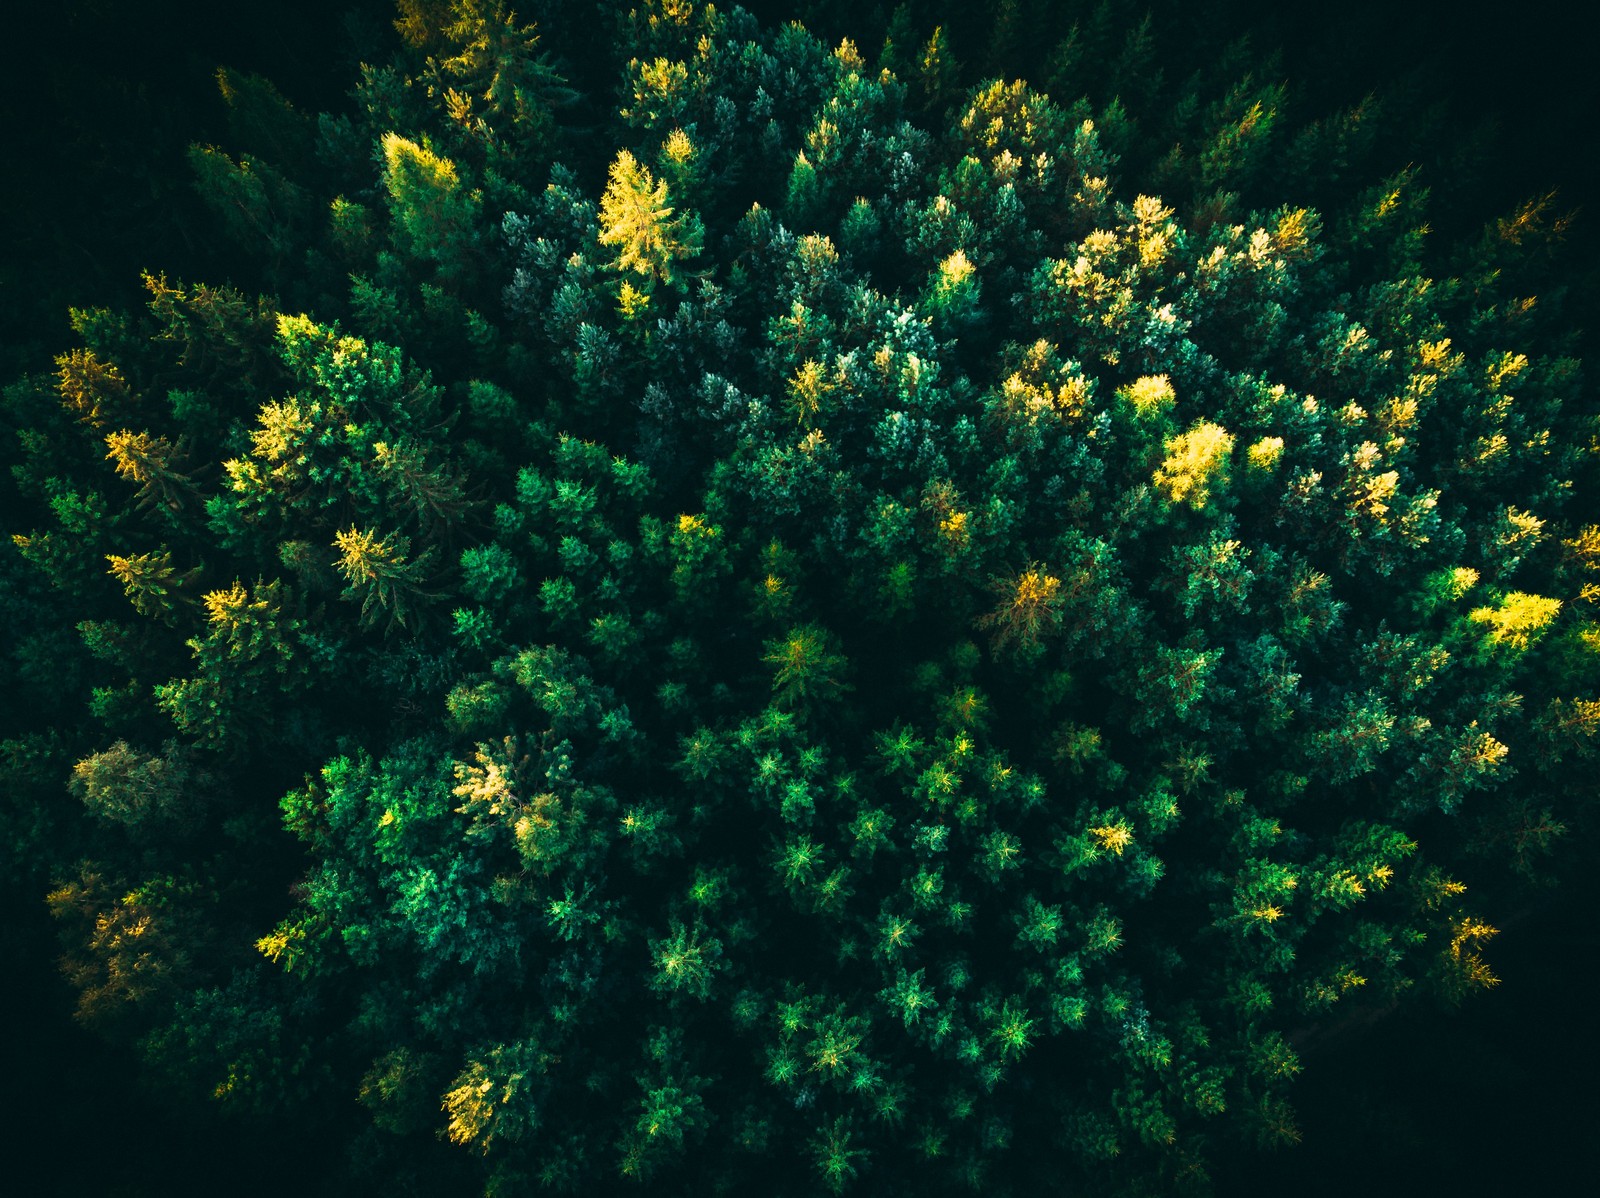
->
[994,341,1090,425]
[248,399,315,466]
[452,738,524,824]
[1271,207,1320,259]
[1500,506,1546,552]
[1564,524,1600,567]
[662,127,695,164]
[1089,822,1134,855]
[203,581,259,630]
[1120,374,1175,416]
[980,563,1063,652]
[676,512,714,539]
[617,280,651,320]
[1447,916,1501,992]
[1154,420,1234,508]
[56,348,130,426]
[104,429,168,485]
[795,232,838,275]
[1485,350,1530,392]
[921,480,971,557]
[598,149,699,285]
[382,130,457,189]
[626,57,690,126]
[1128,193,1177,264]
[334,526,398,584]
[1380,396,1418,432]
[443,1068,502,1149]
[1469,591,1561,650]
[789,359,827,424]
[933,248,976,303]
[1347,440,1399,519]
[1246,436,1284,471]
[1416,337,1459,373]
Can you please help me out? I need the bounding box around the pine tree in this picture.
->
[1154,421,1234,509]
[105,429,196,514]
[597,149,703,289]
[69,741,194,830]
[979,564,1064,656]
[763,624,852,712]
[380,132,481,274]
[105,548,198,621]
[333,526,436,632]
[55,348,131,427]
[373,437,473,538]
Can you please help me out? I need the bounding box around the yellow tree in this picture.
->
[1154,420,1234,509]
[597,149,702,288]
[1469,591,1561,651]
[979,563,1064,656]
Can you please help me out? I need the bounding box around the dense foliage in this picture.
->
[4,2,1595,1194]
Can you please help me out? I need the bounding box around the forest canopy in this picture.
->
[3,1,1596,1194]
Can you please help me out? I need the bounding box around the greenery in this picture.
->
[4,2,1595,1194]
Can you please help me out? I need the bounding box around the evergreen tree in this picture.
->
[597,148,703,289]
